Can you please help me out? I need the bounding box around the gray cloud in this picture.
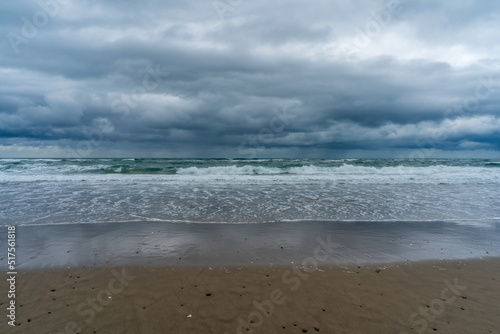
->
[0,0,499,158]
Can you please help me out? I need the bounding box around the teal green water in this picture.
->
[1,158,499,176]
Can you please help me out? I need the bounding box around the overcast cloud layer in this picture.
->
[0,0,499,158]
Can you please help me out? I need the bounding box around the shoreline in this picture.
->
[3,220,499,269]
[2,257,499,333]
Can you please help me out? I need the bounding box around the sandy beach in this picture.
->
[1,220,500,333]
[1,257,499,334]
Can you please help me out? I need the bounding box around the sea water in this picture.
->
[1,158,499,226]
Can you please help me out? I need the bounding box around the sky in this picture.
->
[0,0,499,158]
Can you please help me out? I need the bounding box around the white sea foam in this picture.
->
[1,163,499,184]
[177,165,283,175]
[175,163,496,176]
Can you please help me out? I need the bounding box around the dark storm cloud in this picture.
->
[0,0,499,157]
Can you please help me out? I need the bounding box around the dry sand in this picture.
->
[1,257,499,334]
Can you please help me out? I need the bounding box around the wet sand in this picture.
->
[1,258,499,334]
[6,220,500,269]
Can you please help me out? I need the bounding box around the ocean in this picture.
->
[1,158,500,227]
